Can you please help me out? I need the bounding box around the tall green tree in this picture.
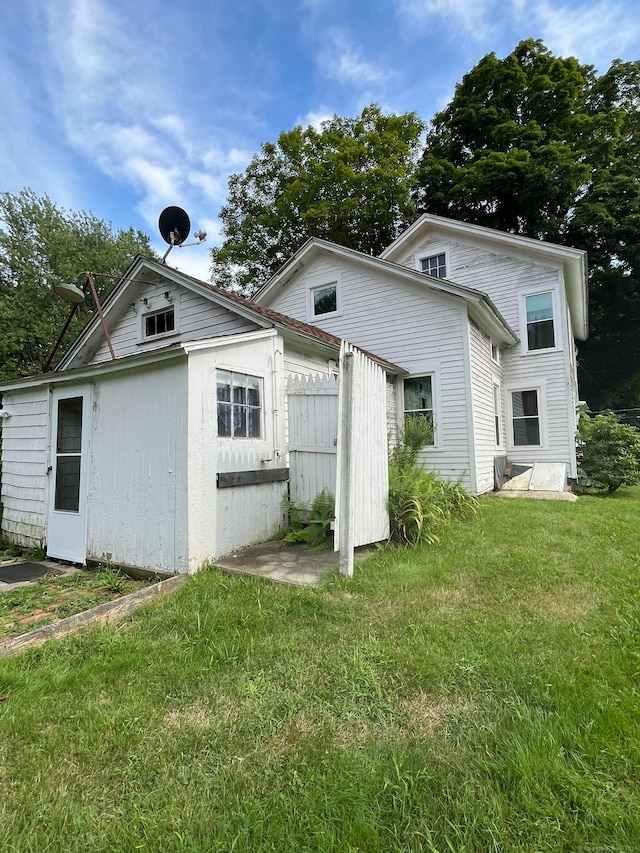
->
[211,105,425,295]
[0,189,153,380]
[414,40,640,409]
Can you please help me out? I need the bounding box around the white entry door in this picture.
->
[47,386,91,563]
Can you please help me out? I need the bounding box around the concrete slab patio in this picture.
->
[213,540,360,586]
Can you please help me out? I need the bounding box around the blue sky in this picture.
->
[2,0,640,280]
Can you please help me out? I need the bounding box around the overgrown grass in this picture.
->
[0,567,153,638]
[1,489,639,851]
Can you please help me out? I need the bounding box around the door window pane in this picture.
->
[55,397,83,512]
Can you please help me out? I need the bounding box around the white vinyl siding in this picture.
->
[0,387,50,547]
[468,321,502,494]
[90,284,258,364]
[269,256,474,489]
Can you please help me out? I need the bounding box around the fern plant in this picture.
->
[283,489,335,549]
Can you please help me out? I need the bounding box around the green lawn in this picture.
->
[1,489,639,852]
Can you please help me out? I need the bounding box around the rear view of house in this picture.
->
[253,213,588,493]
[0,213,588,572]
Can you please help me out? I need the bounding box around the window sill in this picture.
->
[137,331,180,345]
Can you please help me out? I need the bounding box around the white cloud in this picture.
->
[528,0,640,69]
[396,0,495,40]
[319,29,389,88]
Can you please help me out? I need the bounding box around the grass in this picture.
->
[0,567,154,639]
[0,488,639,851]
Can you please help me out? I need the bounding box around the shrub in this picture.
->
[283,489,335,548]
[577,410,640,495]
[388,418,477,546]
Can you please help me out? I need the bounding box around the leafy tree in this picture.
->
[0,189,153,379]
[414,40,640,409]
[211,105,425,295]
[576,410,640,494]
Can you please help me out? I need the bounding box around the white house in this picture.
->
[0,256,400,572]
[253,213,588,494]
[0,214,588,572]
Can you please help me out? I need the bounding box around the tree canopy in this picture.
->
[414,40,640,409]
[210,105,425,294]
[0,189,152,380]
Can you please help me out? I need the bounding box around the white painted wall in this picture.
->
[467,320,503,493]
[394,231,578,475]
[0,386,50,547]
[87,359,189,573]
[90,279,258,364]
[186,330,288,570]
[267,255,475,488]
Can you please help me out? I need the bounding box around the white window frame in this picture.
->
[306,274,342,321]
[490,340,501,365]
[493,382,503,448]
[518,287,562,355]
[416,246,450,280]
[506,383,548,450]
[400,370,441,449]
[216,370,264,440]
[138,291,181,343]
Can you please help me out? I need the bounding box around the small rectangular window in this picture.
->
[493,385,501,446]
[512,390,540,445]
[526,292,555,350]
[404,376,434,445]
[217,371,262,439]
[420,253,446,278]
[313,285,337,316]
[145,307,175,338]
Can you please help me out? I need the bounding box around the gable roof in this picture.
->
[253,237,519,346]
[54,256,404,376]
[380,213,588,341]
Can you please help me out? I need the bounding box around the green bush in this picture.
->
[388,417,477,546]
[577,410,640,495]
[283,488,335,548]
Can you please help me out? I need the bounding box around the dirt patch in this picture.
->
[0,567,159,641]
[398,692,471,735]
[524,583,599,620]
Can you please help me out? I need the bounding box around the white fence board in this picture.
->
[335,343,390,564]
[287,374,338,508]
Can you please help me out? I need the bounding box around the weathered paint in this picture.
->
[287,373,338,507]
[0,386,50,547]
[185,329,288,571]
[87,359,189,573]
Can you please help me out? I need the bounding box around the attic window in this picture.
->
[145,307,175,337]
[313,285,337,316]
[420,253,447,278]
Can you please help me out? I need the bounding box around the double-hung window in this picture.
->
[404,376,435,445]
[525,292,555,351]
[217,371,262,439]
[420,253,447,279]
[511,389,540,446]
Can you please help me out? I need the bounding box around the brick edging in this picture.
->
[0,574,190,658]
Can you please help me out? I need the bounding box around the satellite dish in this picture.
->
[159,206,190,246]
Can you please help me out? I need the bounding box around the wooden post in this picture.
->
[339,351,355,577]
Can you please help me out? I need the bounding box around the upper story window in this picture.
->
[217,371,262,439]
[313,285,337,316]
[491,341,501,364]
[404,376,435,445]
[144,306,175,338]
[525,292,555,351]
[420,253,447,279]
[307,275,341,320]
